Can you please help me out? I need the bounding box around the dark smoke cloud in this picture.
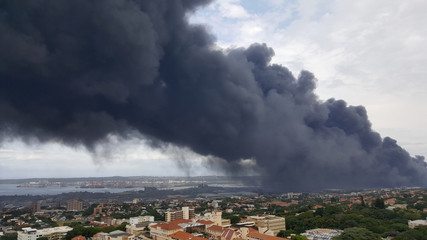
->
[0,0,426,191]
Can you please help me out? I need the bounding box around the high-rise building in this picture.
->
[165,207,195,222]
[182,207,189,219]
[94,204,103,215]
[31,201,41,213]
[67,200,83,211]
[189,208,195,219]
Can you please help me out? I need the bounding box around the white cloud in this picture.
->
[216,0,250,19]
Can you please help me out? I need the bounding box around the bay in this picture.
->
[0,184,146,196]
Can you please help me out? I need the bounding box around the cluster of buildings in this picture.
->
[2,187,426,240]
[149,212,287,240]
[89,205,289,240]
[68,230,135,240]
[30,200,84,215]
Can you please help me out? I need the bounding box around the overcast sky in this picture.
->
[1,0,426,179]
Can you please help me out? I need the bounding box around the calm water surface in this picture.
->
[0,184,146,196]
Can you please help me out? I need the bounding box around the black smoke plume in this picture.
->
[0,0,426,191]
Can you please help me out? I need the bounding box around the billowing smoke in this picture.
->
[0,0,426,191]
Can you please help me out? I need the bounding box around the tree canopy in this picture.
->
[333,227,380,240]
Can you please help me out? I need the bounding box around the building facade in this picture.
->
[165,208,195,222]
[32,201,41,213]
[19,227,73,240]
[105,230,134,240]
[247,215,286,235]
[247,232,289,240]
[150,219,193,240]
[408,219,427,228]
[18,228,37,240]
[196,211,222,226]
[139,216,155,222]
[67,200,83,211]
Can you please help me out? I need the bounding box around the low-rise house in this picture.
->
[246,215,286,235]
[18,226,73,240]
[408,219,427,229]
[18,228,37,240]
[179,222,205,234]
[71,235,86,240]
[150,219,193,240]
[236,227,257,240]
[385,198,396,205]
[206,225,224,239]
[126,223,150,235]
[221,228,239,240]
[196,211,223,226]
[139,216,155,222]
[105,230,134,240]
[93,232,108,240]
[101,217,114,226]
[170,231,208,240]
[196,220,214,230]
[247,232,289,240]
[221,219,231,227]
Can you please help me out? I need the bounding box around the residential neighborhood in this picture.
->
[1,187,427,240]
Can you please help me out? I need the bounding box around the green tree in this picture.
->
[374,198,385,209]
[276,230,286,238]
[0,233,17,240]
[82,204,97,217]
[277,230,295,238]
[291,235,307,240]
[333,227,381,240]
[393,226,427,240]
[145,206,164,221]
[324,206,342,216]
[314,208,324,217]
[65,223,128,240]
[226,215,241,224]
[116,222,127,231]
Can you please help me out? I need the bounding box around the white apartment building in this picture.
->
[129,217,139,225]
[408,219,427,228]
[18,228,37,240]
[139,216,155,222]
[18,227,72,240]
